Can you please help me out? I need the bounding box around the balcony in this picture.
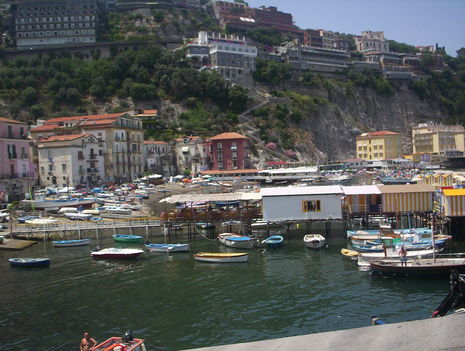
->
[88,153,98,161]
[0,171,36,179]
[87,168,99,173]
[78,169,85,175]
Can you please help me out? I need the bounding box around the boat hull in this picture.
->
[113,235,144,243]
[218,233,257,249]
[370,258,465,277]
[52,239,90,247]
[194,252,248,263]
[358,248,439,266]
[9,258,50,267]
[145,243,190,253]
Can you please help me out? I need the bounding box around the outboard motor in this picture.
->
[123,330,134,343]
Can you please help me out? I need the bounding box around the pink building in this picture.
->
[206,132,250,170]
[0,117,36,201]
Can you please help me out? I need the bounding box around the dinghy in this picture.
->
[9,258,50,267]
[218,233,257,249]
[303,234,326,249]
[52,238,90,247]
[144,242,190,253]
[91,248,144,259]
[262,235,284,249]
[193,252,248,263]
[112,234,144,243]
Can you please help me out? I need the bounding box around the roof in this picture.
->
[342,185,381,195]
[0,117,26,125]
[261,185,343,197]
[44,113,125,124]
[377,184,436,193]
[200,169,260,175]
[160,192,261,203]
[30,124,59,133]
[144,140,168,145]
[356,131,400,138]
[209,132,248,140]
[40,134,91,143]
[81,118,117,126]
[442,189,465,197]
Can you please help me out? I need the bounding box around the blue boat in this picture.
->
[9,258,50,267]
[144,242,190,253]
[113,234,144,243]
[52,238,91,247]
[262,235,284,249]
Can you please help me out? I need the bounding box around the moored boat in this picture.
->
[303,234,326,249]
[52,238,90,247]
[9,258,50,267]
[144,242,190,253]
[91,333,145,351]
[218,233,257,249]
[262,235,284,249]
[113,234,144,243]
[193,252,248,263]
[370,257,465,277]
[358,247,439,266]
[341,248,359,260]
[91,248,144,259]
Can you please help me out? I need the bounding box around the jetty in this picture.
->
[183,312,465,351]
[0,238,38,250]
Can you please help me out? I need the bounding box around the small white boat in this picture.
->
[193,252,248,263]
[58,207,78,214]
[303,234,326,249]
[91,248,144,259]
[52,238,91,247]
[64,212,92,220]
[102,206,132,215]
[357,247,439,266]
[218,233,257,249]
[144,242,190,253]
[82,209,100,215]
[24,217,59,225]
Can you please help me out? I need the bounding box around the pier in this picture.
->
[183,312,465,351]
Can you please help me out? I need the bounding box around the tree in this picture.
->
[20,87,38,106]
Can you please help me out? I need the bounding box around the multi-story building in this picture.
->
[356,131,401,161]
[12,0,98,49]
[205,132,250,170]
[174,136,208,175]
[363,51,415,79]
[30,113,144,184]
[355,30,389,53]
[144,140,174,176]
[37,134,104,187]
[186,31,257,81]
[277,40,350,73]
[0,117,36,201]
[412,123,465,156]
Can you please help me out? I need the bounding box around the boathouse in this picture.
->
[341,185,381,215]
[440,188,465,239]
[260,186,343,222]
[377,184,435,213]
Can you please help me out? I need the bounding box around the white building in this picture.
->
[174,136,208,175]
[260,185,343,222]
[355,30,389,53]
[144,140,174,176]
[37,134,104,187]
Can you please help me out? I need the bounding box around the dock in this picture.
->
[183,312,465,351]
[0,238,38,250]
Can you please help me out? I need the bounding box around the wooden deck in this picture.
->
[0,238,38,250]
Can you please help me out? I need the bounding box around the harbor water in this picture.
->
[0,233,459,351]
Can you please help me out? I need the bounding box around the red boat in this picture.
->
[91,337,146,351]
[91,248,144,259]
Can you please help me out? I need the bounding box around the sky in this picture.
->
[246,0,464,56]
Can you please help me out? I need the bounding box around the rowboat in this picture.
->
[262,235,284,249]
[113,234,144,243]
[303,234,326,249]
[341,248,359,260]
[9,258,50,267]
[91,248,144,259]
[144,242,190,253]
[193,252,248,263]
[370,257,465,278]
[218,233,257,249]
[91,332,145,351]
[52,238,90,247]
[357,247,439,266]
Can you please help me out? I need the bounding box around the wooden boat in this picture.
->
[52,238,90,247]
[91,248,144,259]
[91,337,146,351]
[9,258,50,267]
[193,252,248,263]
[303,234,326,249]
[113,234,144,243]
[341,248,359,260]
[196,222,215,230]
[218,233,257,249]
[370,257,465,277]
[262,235,284,249]
[144,242,190,253]
[358,247,439,266]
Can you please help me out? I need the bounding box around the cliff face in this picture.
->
[290,82,449,163]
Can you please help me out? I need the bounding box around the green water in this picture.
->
[0,235,453,351]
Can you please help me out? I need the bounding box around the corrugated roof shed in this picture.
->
[159,192,261,203]
[261,185,343,197]
[443,189,465,197]
[342,185,381,195]
[377,184,436,193]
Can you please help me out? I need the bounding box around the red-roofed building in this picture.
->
[37,134,104,187]
[205,132,250,171]
[30,113,145,184]
[356,131,401,161]
[0,117,36,200]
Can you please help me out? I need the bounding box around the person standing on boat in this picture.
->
[399,246,407,266]
[80,332,97,351]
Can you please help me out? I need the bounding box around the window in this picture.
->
[217,143,222,150]
[78,151,84,160]
[302,200,321,212]
[62,164,67,172]
[7,126,13,138]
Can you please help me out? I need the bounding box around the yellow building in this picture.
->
[356,131,401,160]
[412,123,465,156]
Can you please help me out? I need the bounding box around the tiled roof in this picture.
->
[0,117,27,125]
[81,118,118,126]
[40,134,91,143]
[200,169,259,174]
[209,132,248,140]
[44,113,125,124]
[30,124,59,132]
[139,110,157,114]
[144,140,168,145]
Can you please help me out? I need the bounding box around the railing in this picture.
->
[0,172,35,179]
